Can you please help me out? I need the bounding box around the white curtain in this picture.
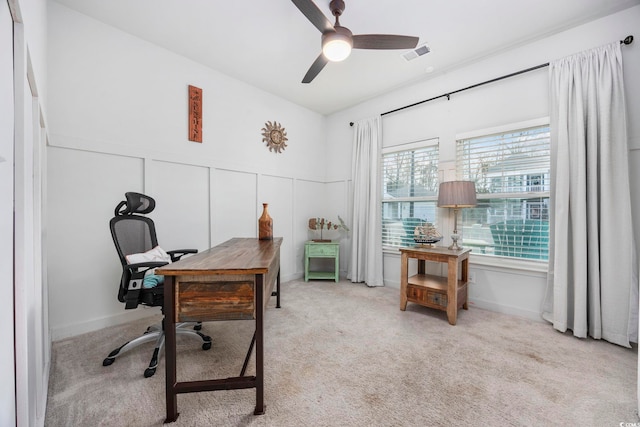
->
[348,116,384,287]
[542,42,639,347]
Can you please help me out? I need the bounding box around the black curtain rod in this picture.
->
[349,35,634,126]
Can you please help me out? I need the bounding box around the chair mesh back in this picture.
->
[111,217,157,260]
[110,192,159,263]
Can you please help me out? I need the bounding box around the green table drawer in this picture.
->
[306,242,339,257]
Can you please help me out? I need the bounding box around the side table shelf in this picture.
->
[304,241,339,282]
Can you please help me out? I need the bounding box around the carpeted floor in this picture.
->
[45,279,638,426]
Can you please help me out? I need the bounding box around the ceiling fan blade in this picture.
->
[302,53,329,83]
[352,34,419,50]
[291,0,334,34]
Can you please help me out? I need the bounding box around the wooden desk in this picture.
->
[399,246,470,325]
[157,237,282,423]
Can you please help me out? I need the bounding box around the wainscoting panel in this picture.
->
[324,180,350,272]
[211,168,258,245]
[292,180,326,269]
[47,146,145,338]
[260,174,294,276]
[46,142,338,336]
[150,160,211,251]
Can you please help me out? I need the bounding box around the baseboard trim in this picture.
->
[468,297,545,323]
[383,279,544,323]
[384,279,400,289]
[53,274,305,341]
[51,307,161,341]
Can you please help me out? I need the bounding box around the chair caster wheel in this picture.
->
[193,324,202,331]
[144,367,156,378]
[102,358,114,366]
[202,342,212,351]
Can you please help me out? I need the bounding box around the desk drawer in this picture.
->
[426,290,447,308]
[177,281,255,322]
[407,285,447,307]
[406,283,466,310]
[306,243,339,257]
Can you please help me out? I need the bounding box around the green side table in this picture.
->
[304,241,340,282]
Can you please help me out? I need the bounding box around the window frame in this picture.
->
[455,118,550,264]
[381,138,440,250]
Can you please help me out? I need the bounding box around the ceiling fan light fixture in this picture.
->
[292,0,419,83]
[322,33,352,62]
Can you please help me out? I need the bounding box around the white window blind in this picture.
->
[456,124,550,260]
[382,139,439,248]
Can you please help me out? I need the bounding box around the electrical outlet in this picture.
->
[468,272,476,284]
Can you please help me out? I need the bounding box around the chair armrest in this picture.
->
[121,261,169,309]
[126,261,168,279]
[167,249,198,262]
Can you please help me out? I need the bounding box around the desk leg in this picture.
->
[400,252,408,311]
[254,273,265,415]
[461,258,469,310]
[447,258,458,325]
[164,276,179,423]
[276,269,281,308]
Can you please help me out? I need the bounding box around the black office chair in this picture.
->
[102,192,212,378]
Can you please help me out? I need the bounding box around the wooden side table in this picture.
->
[304,241,339,282]
[399,246,471,325]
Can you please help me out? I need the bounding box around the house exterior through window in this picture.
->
[382,138,439,248]
[456,120,550,260]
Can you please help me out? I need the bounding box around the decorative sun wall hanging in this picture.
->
[261,121,288,153]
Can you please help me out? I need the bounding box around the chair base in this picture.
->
[103,321,211,378]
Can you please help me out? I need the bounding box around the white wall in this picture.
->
[0,3,16,424]
[46,3,336,340]
[325,6,640,322]
[10,0,51,426]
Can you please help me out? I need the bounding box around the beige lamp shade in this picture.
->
[437,181,477,208]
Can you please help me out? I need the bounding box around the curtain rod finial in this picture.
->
[623,35,633,45]
[349,122,354,127]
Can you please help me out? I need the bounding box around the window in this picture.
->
[456,122,550,260]
[382,139,439,248]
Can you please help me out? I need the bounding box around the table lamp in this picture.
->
[437,181,477,250]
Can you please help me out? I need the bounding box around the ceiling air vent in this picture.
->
[402,43,431,62]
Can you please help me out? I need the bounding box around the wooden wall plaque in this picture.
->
[188,85,202,142]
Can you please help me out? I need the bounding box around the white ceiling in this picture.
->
[53,0,639,115]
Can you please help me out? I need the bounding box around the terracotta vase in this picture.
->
[258,203,273,240]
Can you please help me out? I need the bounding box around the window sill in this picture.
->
[469,253,548,274]
[383,247,548,275]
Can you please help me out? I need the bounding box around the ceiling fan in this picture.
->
[292,0,419,83]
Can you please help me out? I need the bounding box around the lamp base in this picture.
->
[448,234,462,251]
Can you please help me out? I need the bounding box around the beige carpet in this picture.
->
[45,279,638,426]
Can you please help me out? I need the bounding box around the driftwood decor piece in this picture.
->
[308,216,349,242]
[188,85,202,142]
[261,121,288,153]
